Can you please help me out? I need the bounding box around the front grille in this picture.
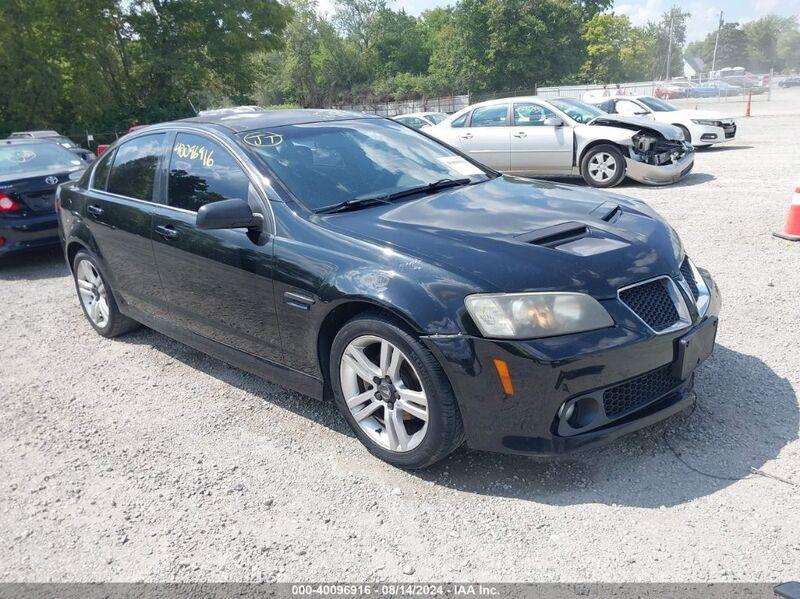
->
[680,258,700,300]
[603,364,682,419]
[619,278,680,332]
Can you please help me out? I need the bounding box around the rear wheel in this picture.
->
[581,144,626,188]
[73,250,140,338]
[330,314,464,469]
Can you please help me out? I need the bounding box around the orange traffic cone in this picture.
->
[774,184,800,241]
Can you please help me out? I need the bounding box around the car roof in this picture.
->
[9,130,62,138]
[177,108,379,133]
[1,138,55,146]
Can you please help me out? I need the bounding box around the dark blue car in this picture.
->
[56,110,720,468]
[1,139,85,257]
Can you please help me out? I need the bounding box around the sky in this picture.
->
[316,0,800,42]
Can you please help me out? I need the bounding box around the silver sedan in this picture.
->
[427,96,695,188]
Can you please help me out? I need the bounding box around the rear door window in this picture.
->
[167,133,250,212]
[106,134,167,201]
[470,105,509,127]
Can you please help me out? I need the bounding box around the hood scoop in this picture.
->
[515,210,630,257]
[590,201,622,223]
[515,221,589,248]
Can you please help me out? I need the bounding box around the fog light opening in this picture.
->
[564,397,600,429]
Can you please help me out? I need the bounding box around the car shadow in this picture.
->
[696,144,754,152]
[117,329,796,508]
[0,247,69,280]
[411,344,797,507]
[541,173,716,189]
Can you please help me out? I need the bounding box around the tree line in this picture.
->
[1,0,799,139]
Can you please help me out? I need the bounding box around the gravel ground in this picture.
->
[2,88,799,583]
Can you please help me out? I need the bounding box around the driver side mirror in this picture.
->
[544,116,564,127]
[196,198,263,231]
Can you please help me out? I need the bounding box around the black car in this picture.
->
[779,76,800,88]
[57,110,720,468]
[9,130,96,163]
[1,139,86,257]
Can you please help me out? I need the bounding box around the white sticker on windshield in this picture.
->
[438,156,483,176]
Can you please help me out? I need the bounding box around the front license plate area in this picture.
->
[672,316,718,380]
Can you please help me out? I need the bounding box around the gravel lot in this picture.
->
[2,88,799,583]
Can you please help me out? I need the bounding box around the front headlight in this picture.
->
[464,292,614,339]
[691,119,719,126]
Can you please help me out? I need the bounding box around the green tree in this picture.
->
[648,6,690,79]
[580,13,653,83]
[685,22,749,71]
[743,15,796,71]
[370,9,429,77]
[778,21,800,71]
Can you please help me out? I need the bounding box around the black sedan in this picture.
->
[779,76,800,88]
[1,139,86,257]
[56,110,720,468]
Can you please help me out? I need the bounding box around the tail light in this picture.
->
[0,192,21,213]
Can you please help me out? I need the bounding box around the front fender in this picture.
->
[271,208,480,379]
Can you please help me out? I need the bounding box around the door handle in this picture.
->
[87,204,104,217]
[513,132,527,138]
[154,224,179,240]
[460,133,473,140]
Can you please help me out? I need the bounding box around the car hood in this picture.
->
[587,115,684,140]
[323,176,683,298]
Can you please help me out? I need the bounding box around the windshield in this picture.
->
[638,97,677,112]
[549,98,606,124]
[242,119,491,212]
[0,143,83,176]
[425,113,447,125]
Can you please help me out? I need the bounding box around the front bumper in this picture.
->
[0,212,60,257]
[624,148,695,185]
[422,270,721,456]
[691,122,736,146]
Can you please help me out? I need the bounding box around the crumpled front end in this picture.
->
[624,133,695,185]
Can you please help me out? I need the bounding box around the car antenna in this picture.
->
[187,96,199,116]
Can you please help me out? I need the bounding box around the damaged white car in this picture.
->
[427,96,695,188]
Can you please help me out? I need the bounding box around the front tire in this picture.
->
[330,313,465,469]
[72,250,140,338]
[581,144,626,188]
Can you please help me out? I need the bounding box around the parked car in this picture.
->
[591,95,737,147]
[778,76,800,88]
[57,109,720,468]
[428,96,694,188]
[0,139,85,257]
[393,112,448,129]
[722,75,768,95]
[687,80,742,98]
[9,130,95,163]
[654,81,690,99]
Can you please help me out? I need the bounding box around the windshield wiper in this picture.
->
[315,178,474,215]
[315,196,392,214]
[378,178,473,203]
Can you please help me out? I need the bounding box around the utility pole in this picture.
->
[711,10,724,76]
[665,15,674,80]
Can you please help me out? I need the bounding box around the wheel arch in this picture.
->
[66,239,90,272]
[316,299,422,398]
[578,138,628,167]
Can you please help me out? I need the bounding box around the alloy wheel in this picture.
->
[588,152,617,182]
[76,260,110,328]
[339,335,429,452]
